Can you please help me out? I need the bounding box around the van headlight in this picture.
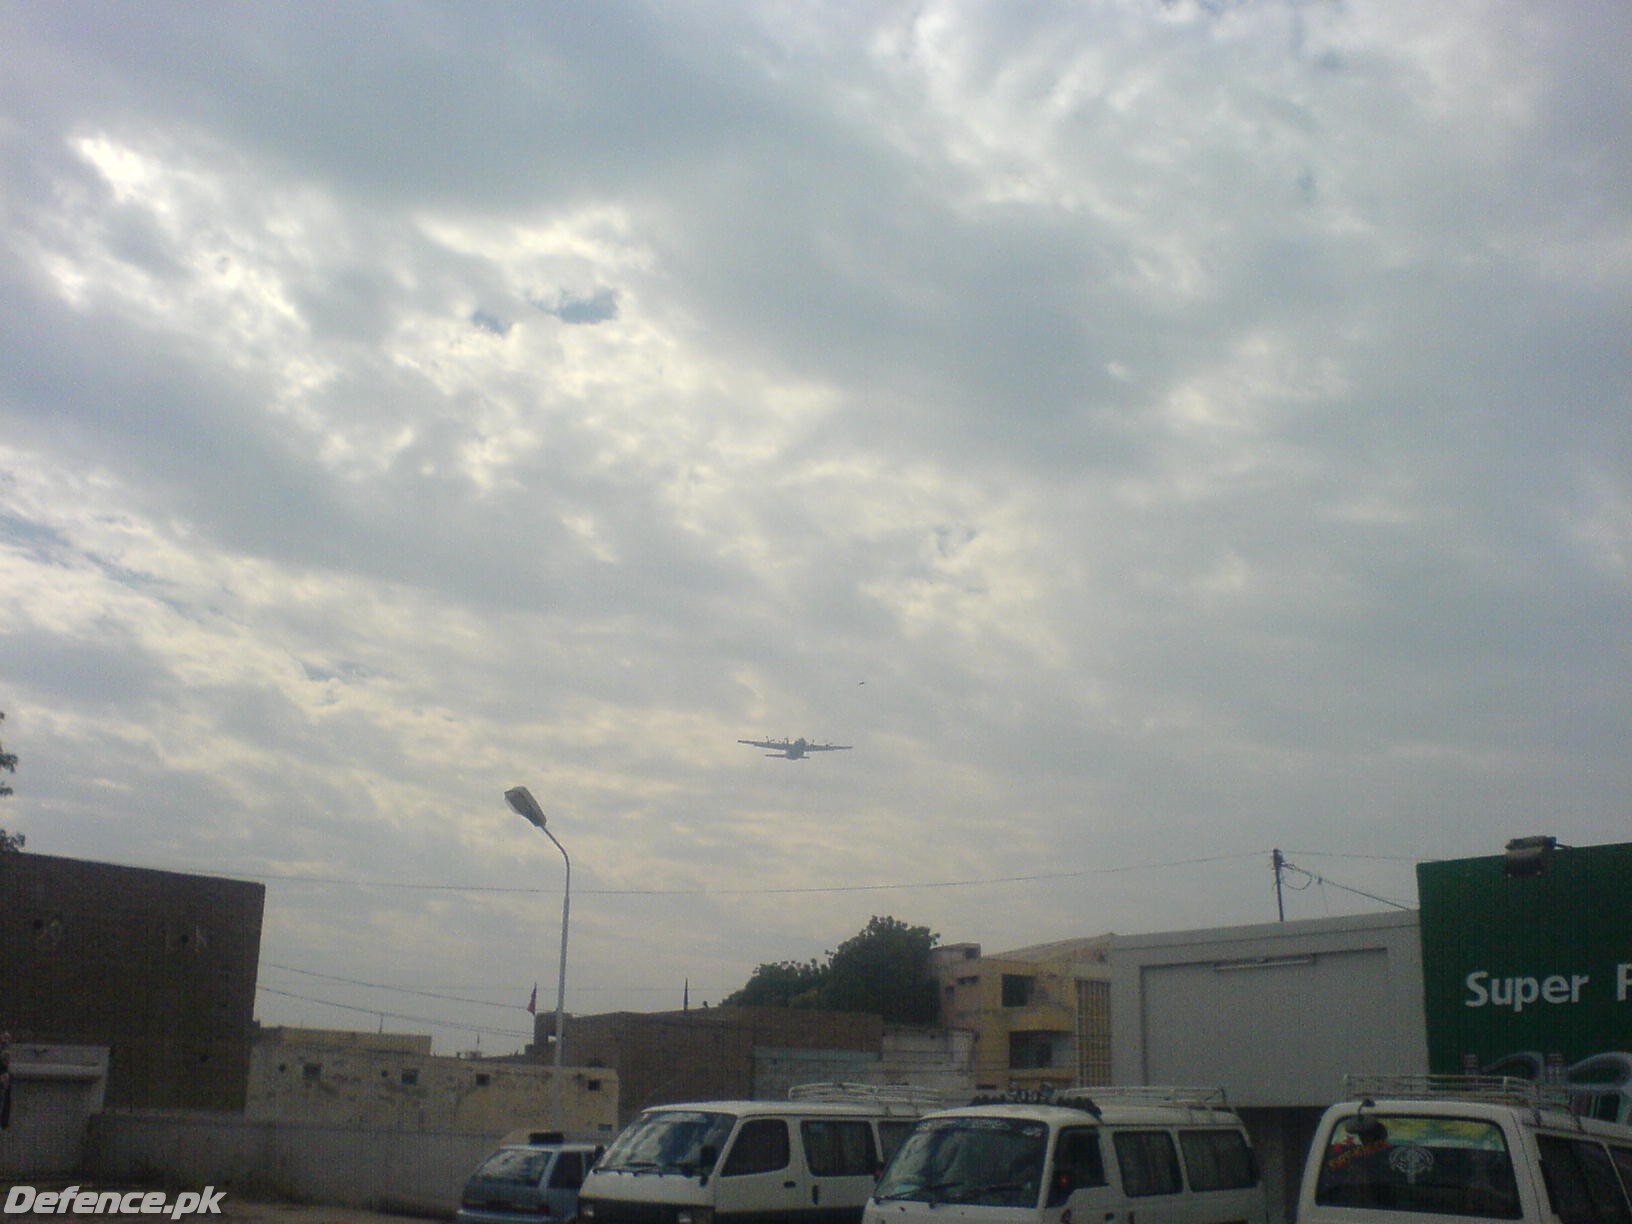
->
[677,1209,714,1224]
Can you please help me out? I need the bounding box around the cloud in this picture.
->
[534,287,620,326]
[1,0,1628,1049]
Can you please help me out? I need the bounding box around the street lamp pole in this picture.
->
[505,786,570,1124]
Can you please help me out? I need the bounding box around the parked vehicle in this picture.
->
[577,1083,945,1224]
[456,1132,604,1224]
[1296,1074,1632,1223]
[863,1086,1266,1224]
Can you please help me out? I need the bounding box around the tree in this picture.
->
[823,916,941,1024]
[722,958,826,1009]
[723,915,941,1024]
[0,711,21,853]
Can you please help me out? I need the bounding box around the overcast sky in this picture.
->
[3,0,1629,1054]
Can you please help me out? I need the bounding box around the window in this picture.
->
[301,1063,322,1081]
[550,1152,588,1190]
[1002,975,1035,1007]
[1613,1147,1632,1199]
[1538,1136,1632,1224]
[1047,1128,1106,1205]
[475,1148,551,1183]
[597,1110,734,1174]
[878,1120,915,1165]
[1112,1131,1182,1198]
[872,1117,1047,1208]
[400,1068,419,1086]
[1179,1129,1257,1190]
[1314,1113,1520,1219]
[723,1119,791,1176]
[1009,1030,1063,1069]
[802,1120,877,1177]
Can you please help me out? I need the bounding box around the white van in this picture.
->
[863,1087,1266,1224]
[578,1084,943,1224]
[1296,1074,1632,1223]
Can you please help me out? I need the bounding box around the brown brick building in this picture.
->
[0,852,264,1110]
[567,1006,884,1123]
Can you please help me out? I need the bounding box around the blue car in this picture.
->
[456,1134,603,1224]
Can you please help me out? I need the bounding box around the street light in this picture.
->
[506,785,570,1123]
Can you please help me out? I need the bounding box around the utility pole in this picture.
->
[1272,848,1286,921]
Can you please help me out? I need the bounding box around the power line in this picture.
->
[202,850,1272,896]
[256,985,533,1041]
[1277,857,1413,911]
[262,961,530,1012]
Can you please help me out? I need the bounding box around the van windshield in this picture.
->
[1313,1113,1521,1219]
[474,1147,553,1184]
[598,1110,736,1175]
[875,1117,1047,1208]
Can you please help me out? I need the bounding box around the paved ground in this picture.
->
[2,1187,442,1224]
[217,1202,440,1224]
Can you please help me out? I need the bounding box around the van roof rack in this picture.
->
[1344,1075,1574,1112]
[787,1082,952,1112]
[1057,1086,1233,1116]
[967,1085,1233,1117]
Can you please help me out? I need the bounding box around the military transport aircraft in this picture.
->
[738,737,852,760]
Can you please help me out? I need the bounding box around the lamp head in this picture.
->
[1503,834,1557,878]
[506,786,548,830]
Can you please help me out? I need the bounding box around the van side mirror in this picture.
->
[690,1143,719,1187]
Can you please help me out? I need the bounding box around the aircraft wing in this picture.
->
[738,739,785,750]
[805,743,852,752]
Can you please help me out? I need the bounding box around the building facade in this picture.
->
[247,1026,619,1136]
[0,852,264,1110]
[568,1006,893,1123]
[1109,910,1428,1224]
[930,936,1112,1092]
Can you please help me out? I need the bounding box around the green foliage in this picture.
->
[723,915,941,1024]
[722,957,826,1008]
[824,916,942,1024]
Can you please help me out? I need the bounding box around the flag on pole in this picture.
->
[526,983,537,1015]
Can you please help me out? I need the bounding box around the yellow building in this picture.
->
[931,936,1112,1092]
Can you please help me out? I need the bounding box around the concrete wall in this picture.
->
[87,1111,508,1217]
[247,1041,619,1137]
[878,1026,974,1099]
[0,1044,109,1178]
[571,1007,884,1124]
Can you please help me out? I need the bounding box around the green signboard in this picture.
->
[1417,842,1632,1079]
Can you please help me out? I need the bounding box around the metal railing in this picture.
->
[787,1082,954,1113]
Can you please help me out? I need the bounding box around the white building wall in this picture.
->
[1109,911,1428,1224]
[1110,910,1427,1106]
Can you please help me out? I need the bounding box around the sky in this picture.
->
[2,0,1629,1055]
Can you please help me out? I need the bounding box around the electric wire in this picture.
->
[253,848,1416,1035]
[195,850,1270,896]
